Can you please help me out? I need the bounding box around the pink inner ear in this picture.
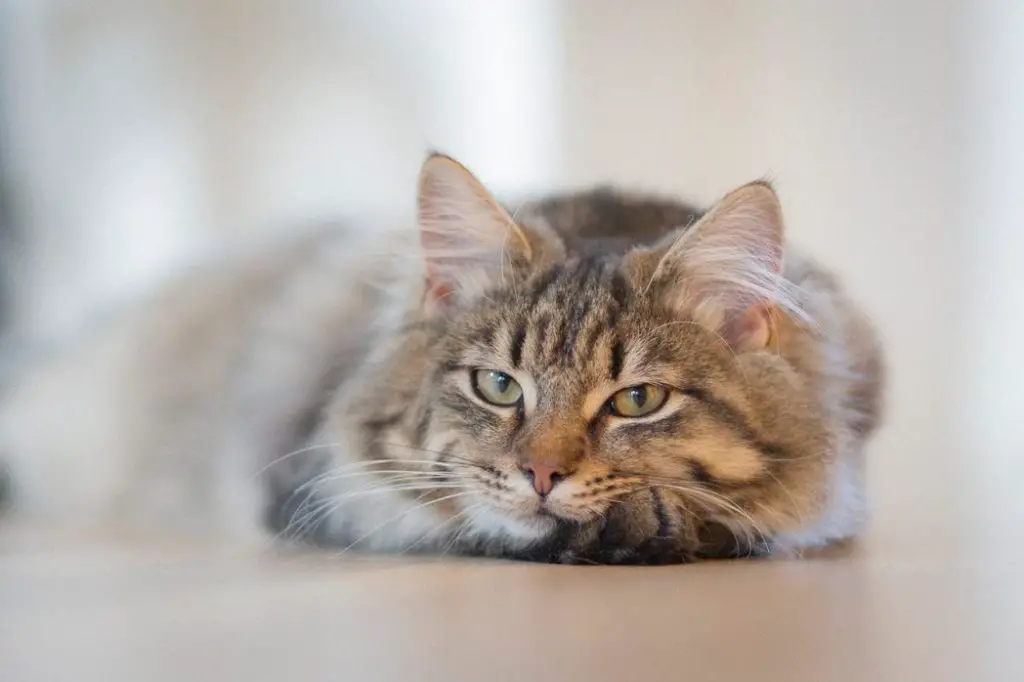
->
[425,277,454,306]
[723,304,773,352]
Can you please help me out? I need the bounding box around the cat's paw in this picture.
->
[692,521,776,560]
[555,538,693,566]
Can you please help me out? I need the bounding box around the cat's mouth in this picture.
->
[461,471,620,547]
[497,500,564,526]
[500,492,594,525]
[473,499,610,554]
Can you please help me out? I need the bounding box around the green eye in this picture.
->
[471,370,523,407]
[609,384,669,418]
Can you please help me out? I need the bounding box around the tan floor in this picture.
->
[2,472,1021,682]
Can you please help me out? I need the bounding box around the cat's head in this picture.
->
[355,154,831,563]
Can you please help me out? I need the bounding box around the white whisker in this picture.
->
[336,491,475,555]
[650,482,771,550]
[403,503,477,556]
[251,441,343,479]
[762,469,806,527]
[284,483,466,541]
[441,502,483,556]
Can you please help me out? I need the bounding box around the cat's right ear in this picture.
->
[417,153,534,311]
[628,181,804,352]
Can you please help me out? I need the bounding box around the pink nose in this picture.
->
[522,462,569,497]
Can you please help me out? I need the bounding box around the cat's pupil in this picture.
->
[630,386,647,407]
[494,372,510,394]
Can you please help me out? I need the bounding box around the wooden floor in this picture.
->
[2,455,1021,682]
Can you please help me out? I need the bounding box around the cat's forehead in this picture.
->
[455,257,693,380]
[525,255,626,302]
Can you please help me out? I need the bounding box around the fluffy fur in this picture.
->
[0,154,883,564]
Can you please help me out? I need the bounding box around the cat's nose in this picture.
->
[521,461,572,497]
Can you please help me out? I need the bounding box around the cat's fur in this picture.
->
[0,154,883,564]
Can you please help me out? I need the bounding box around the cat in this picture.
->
[0,153,883,564]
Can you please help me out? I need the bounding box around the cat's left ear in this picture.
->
[417,153,536,310]
[636,181,798,352]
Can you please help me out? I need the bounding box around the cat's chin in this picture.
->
[463,503,559,549]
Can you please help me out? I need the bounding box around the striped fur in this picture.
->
[0,155,883,564]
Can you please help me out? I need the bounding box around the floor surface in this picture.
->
[2,471,1021,682]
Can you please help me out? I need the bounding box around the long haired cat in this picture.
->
[0,154,883,564]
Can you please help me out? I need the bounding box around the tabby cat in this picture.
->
[0,154,883,564]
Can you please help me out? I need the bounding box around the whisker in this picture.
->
[292,459,468,495]
[315,456,463,471]
[277,461,456,528]
[299,469,459,490]
[762,469,807,526]
[376,442,494,472]
[284,483,466,541]
[314,484,465,501]
[674,497,699,521]
[286,496,341,541]
[441,502,483,557]
[336,491,476,555]
[252,441,343,479]
[648,482,771,550]
[403,504,477,556]
[624,468,783,552]
[278,448,481,540]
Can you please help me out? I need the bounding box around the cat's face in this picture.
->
[426,256,807,563]
[385,154,828,563]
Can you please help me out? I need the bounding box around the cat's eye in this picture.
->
[471,370,523,407]
[608,384,669,418]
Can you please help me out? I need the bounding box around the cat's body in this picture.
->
[0,158,882,563]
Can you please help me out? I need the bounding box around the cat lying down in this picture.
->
[0,154,883,564]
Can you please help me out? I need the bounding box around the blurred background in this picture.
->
[0,0,1020,539]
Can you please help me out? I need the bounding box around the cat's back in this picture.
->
[0,224,411,531]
